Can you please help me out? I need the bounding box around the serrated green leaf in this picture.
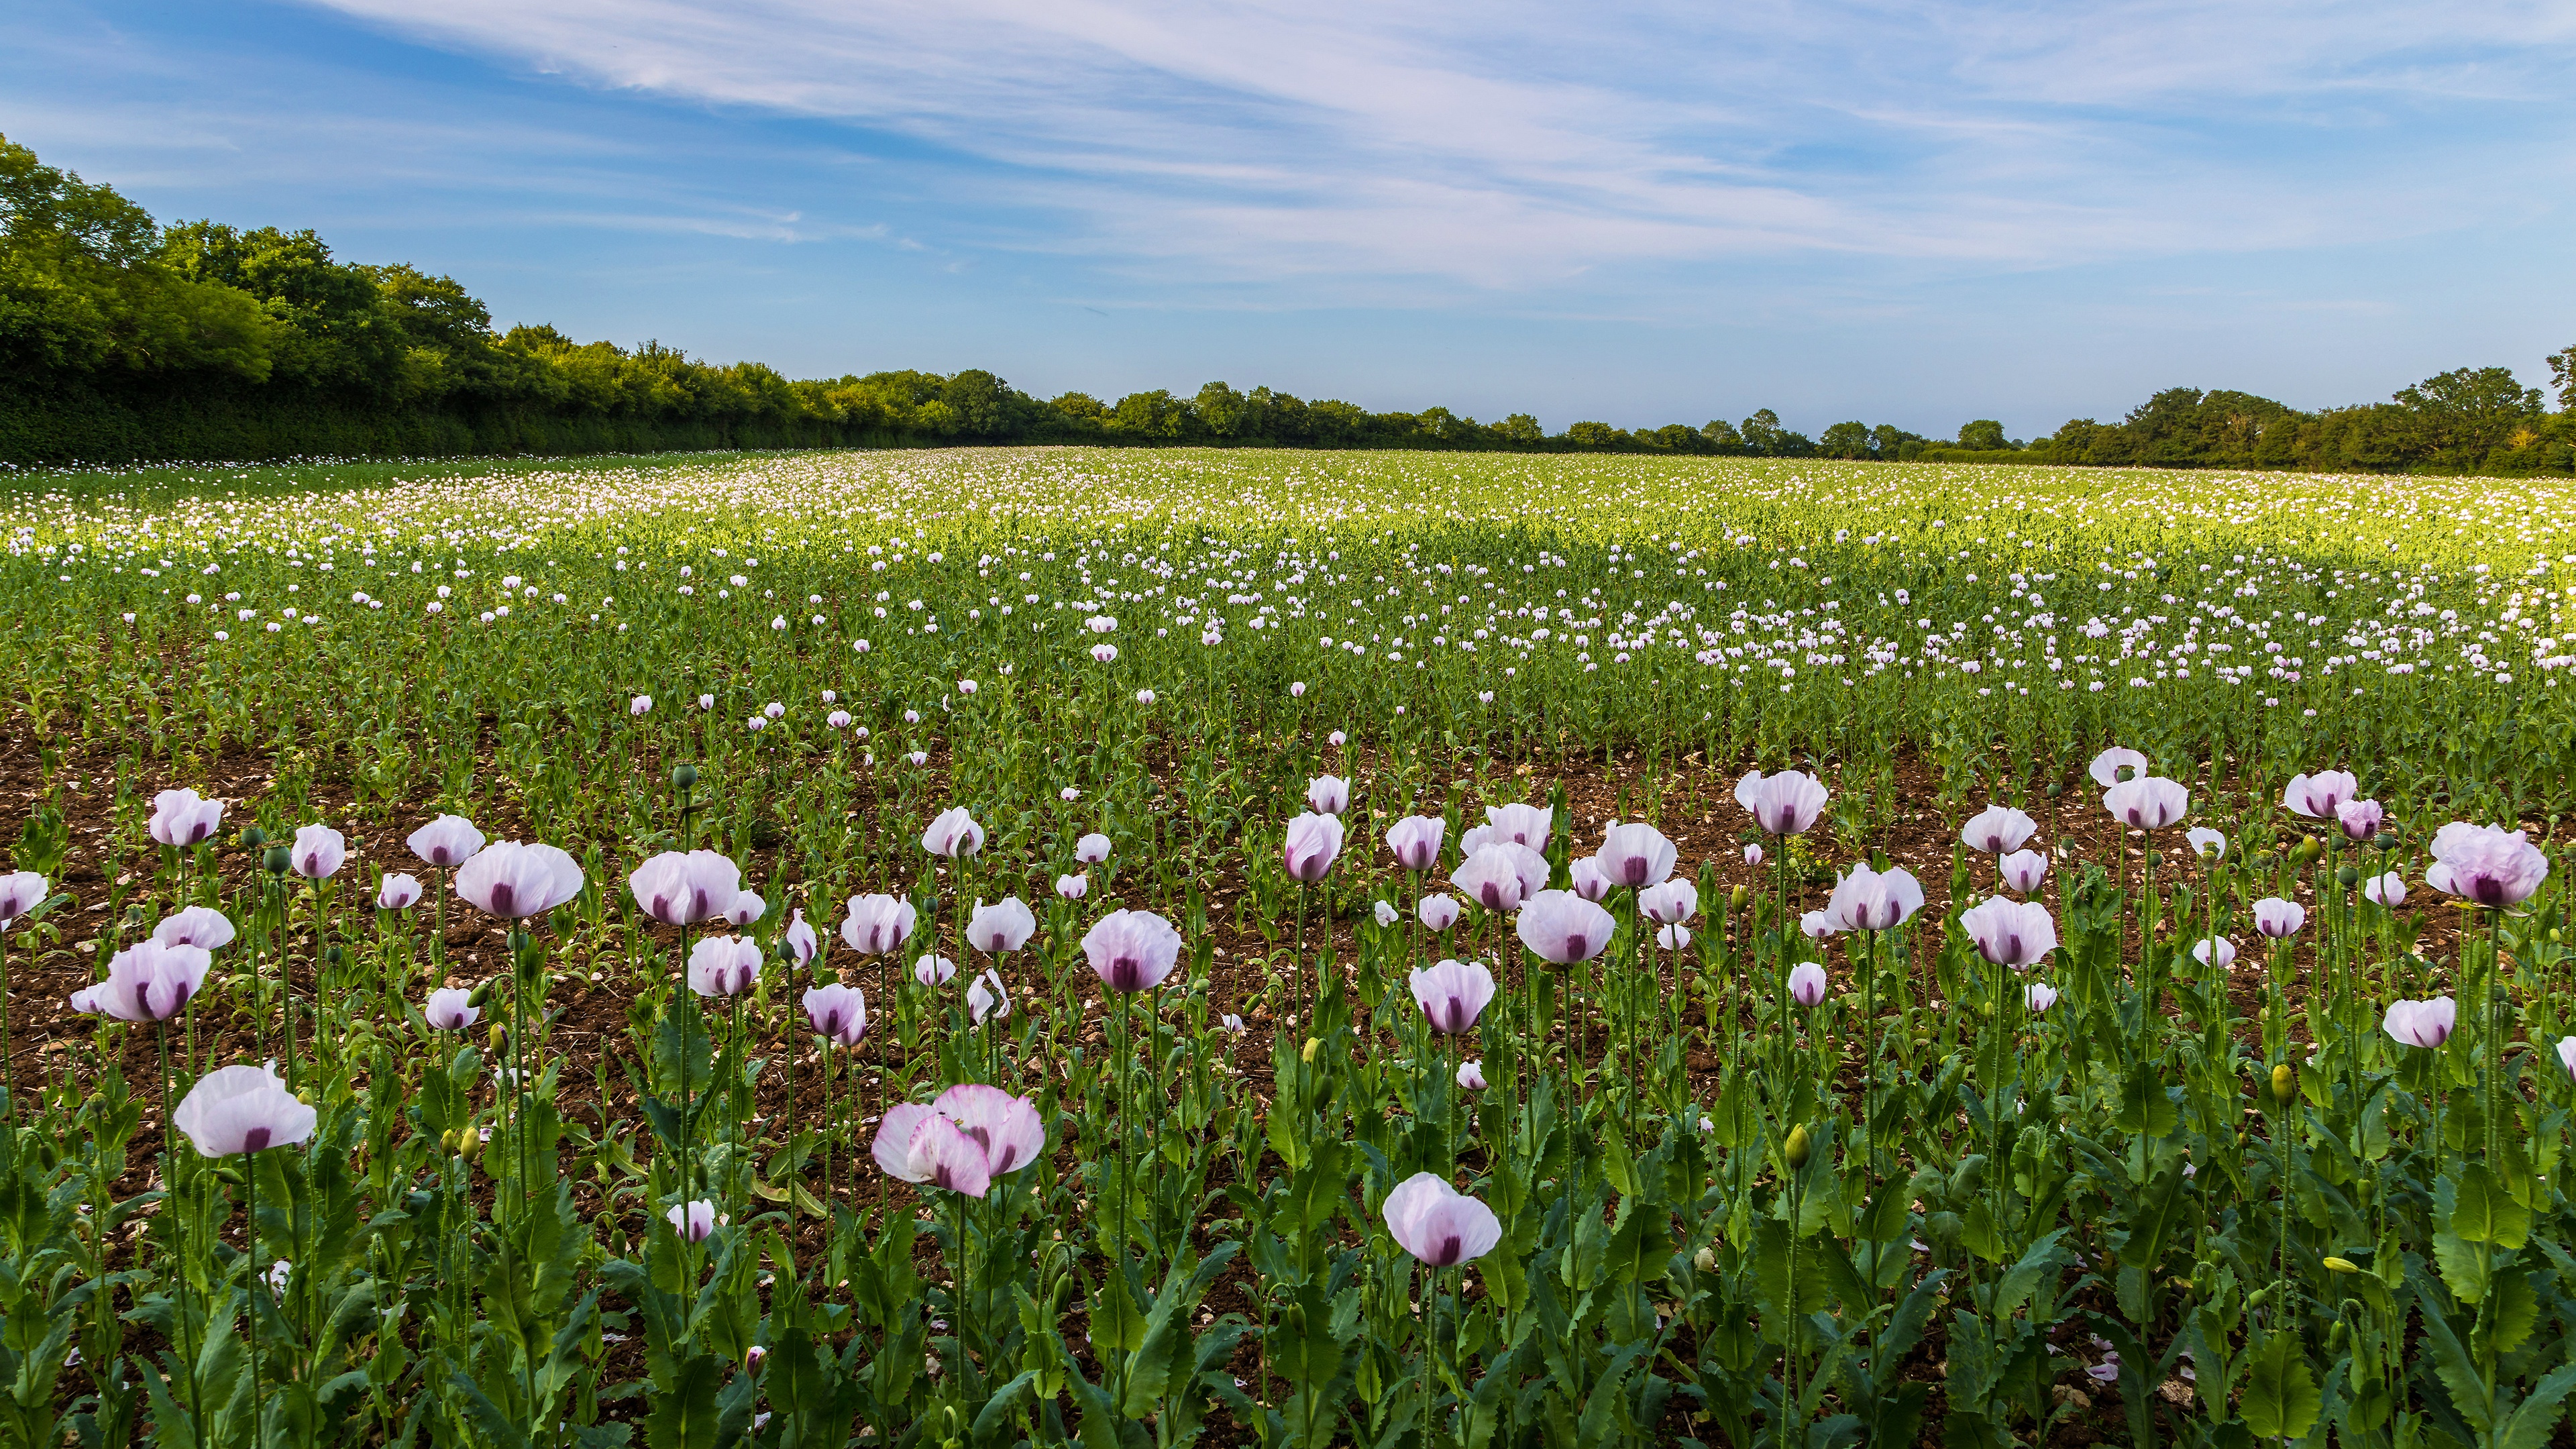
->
[643,1353,726,1449]
[2445,1165,2529,1248]
[2239,1331,2320,1440]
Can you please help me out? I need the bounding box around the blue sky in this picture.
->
[6,0,2573,439]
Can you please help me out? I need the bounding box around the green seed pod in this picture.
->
[239,825,268,849]
[262,845,291,874]
[672,763,699,790]
[2335,865,2358,887]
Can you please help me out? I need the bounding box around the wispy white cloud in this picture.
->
[290,0,2576,294]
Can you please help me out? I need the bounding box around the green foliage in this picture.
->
[14,133,2565,472]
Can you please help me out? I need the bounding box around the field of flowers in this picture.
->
[3,446,2575,1448]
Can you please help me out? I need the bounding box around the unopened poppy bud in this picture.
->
[2270,1063,2296,1104]
[467,979,496,1007]
[459,1130,482,1161]
[1784,1124,1811,1169]
[1301,1037,1320,1063]
[2322,1256,2359,1274]
[1729,884,1749,911]
[2298,837,2323,864]
[1693,1246,1717,1272]
[672,763,699,791]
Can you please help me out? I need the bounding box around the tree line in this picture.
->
[5,133,2571,472]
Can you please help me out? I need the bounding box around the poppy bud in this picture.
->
[1784,1124,1811,1169]
[460,1130,482,1161]
[467,979,497,1007]
[1729,884,1749,911]
[1301,1037,1320,1063]
[2270,1063,2296,1105]
[2298,837,2323,865]
[2322,1256,2359,1273]
[672,763,699,791]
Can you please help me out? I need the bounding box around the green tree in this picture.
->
[1307,399,1368,447]
[1,136,157,266]
[1699,419,1745,453]
[2394,366,2541,471]
[1249,386,1309,443]
[1112,388,1196,440]
[1,133,277,380]
[1955,418,2009,451]
[161,221,409,390]
[1195,380,1250,439]
[1818,420,1872,458]
[1740,410,1815,457]
[940,369,1033,439]
[1497,413,1543,445]
[2544,344,2573,412]
[1566,420,1623,449]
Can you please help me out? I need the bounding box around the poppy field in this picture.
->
[5,445,2576,1448]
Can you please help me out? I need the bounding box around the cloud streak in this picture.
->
[295,0,2576,293]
